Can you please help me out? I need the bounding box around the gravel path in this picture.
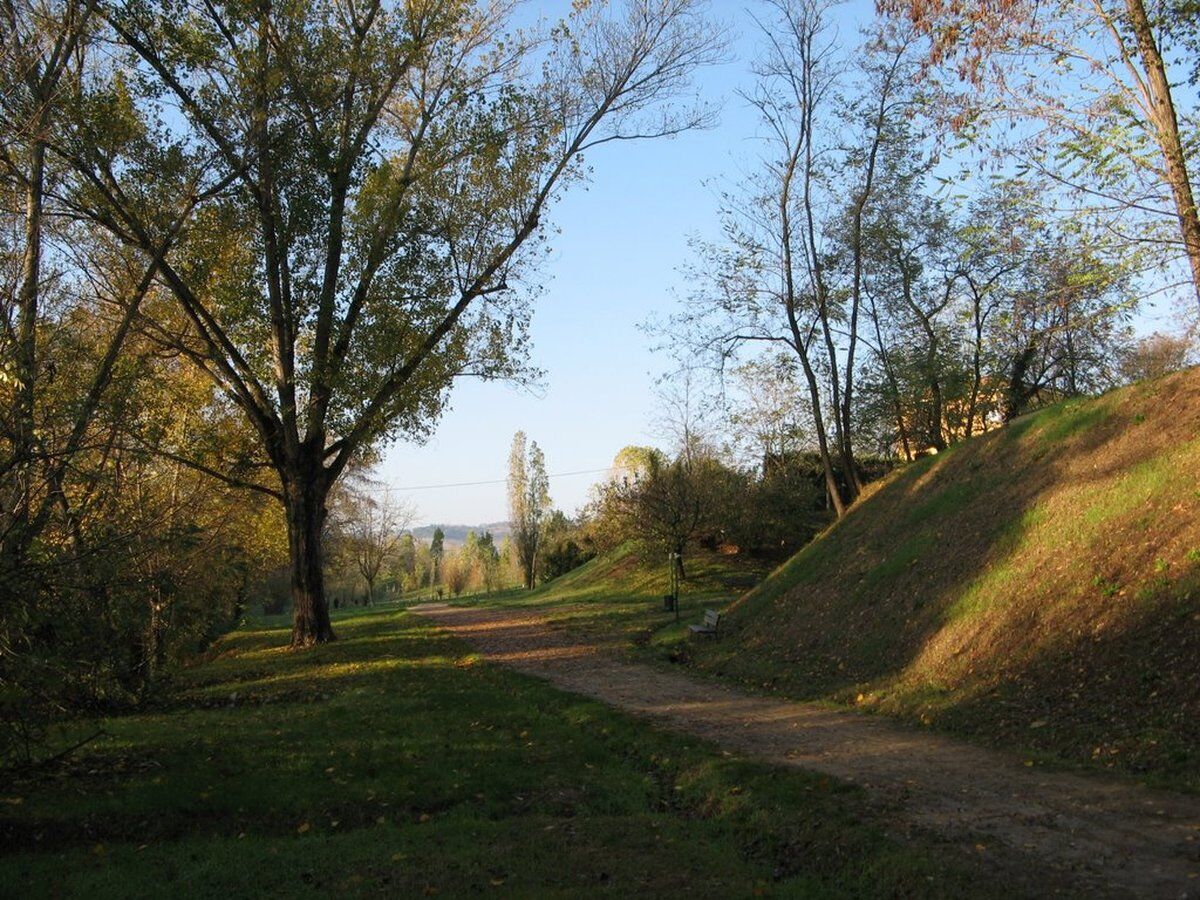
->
[413,602,1200,897]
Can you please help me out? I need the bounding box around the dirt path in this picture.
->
[412,602,1200,897]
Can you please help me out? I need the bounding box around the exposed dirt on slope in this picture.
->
[413,602,1200,898]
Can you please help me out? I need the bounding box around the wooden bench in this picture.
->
[688,609,721,638]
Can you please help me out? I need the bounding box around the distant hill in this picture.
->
[410,522,511,546]
[684,367,1200,789]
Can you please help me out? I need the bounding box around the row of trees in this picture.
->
[321,519,510,605]
[261,505,530,608]
[260,430,584,608]
[0,0,727,701]
[666,0,1198,519]
[1,0,724,765]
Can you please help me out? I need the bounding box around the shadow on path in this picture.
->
[413,602,1200,897]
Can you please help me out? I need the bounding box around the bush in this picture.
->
[541,537,596,581]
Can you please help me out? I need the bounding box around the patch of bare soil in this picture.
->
[413,603,1200,898]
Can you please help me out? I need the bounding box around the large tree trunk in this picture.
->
[928,374,947,451]
[285,476,335,646]
[1004,345,1038,422]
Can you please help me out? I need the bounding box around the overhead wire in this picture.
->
[376,464,632,494]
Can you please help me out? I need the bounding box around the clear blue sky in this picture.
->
[380,0,779,527]
[379,126,736,526]
[378,0,1184,529]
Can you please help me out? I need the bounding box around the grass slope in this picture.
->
[474,544,767,653]
[1,605,993,898]
[686,368,1200,790]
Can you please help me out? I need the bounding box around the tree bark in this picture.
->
[8,135,47,554]
[1124,0,1200,311]
[1004,345,1038,421]
[868,297,914,461]
[526,554,536,591]
[285,475,335,646]
[928,373,947,450]
[798,359,847,517]
[966,285,985,438]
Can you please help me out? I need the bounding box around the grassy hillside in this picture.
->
[476,544,767,653]
[0,606,993,897]
[683,368,1200,790]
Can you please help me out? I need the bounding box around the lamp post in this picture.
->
[667,551,680,622]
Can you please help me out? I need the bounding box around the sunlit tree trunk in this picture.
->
[1123,0,1200,311]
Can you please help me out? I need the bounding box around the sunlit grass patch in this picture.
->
[593,369,1200,792]
[904,479,985,527]
[1,604,993,898]
[1034,397,1112,445]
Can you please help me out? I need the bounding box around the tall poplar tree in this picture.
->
[507,430,549,590]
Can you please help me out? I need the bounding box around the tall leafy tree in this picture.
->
[429,526,444,589]
[882,0,1200,311]
[57,0,724,644]
[674,3,915,516]
[0,0,167,568]
[507,430,550,590]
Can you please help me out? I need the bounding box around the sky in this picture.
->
[377,0,1188,529]
[379,1,780,527]
[378,126,736,526]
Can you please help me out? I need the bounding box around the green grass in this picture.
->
[1,605,992,898]
[491,370,1200,794]
[700,374,1200,790]
[904,479,984,527]
[463,544,770,658]
[1033,398,1111,446]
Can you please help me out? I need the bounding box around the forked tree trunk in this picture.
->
[285,476,335,646]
